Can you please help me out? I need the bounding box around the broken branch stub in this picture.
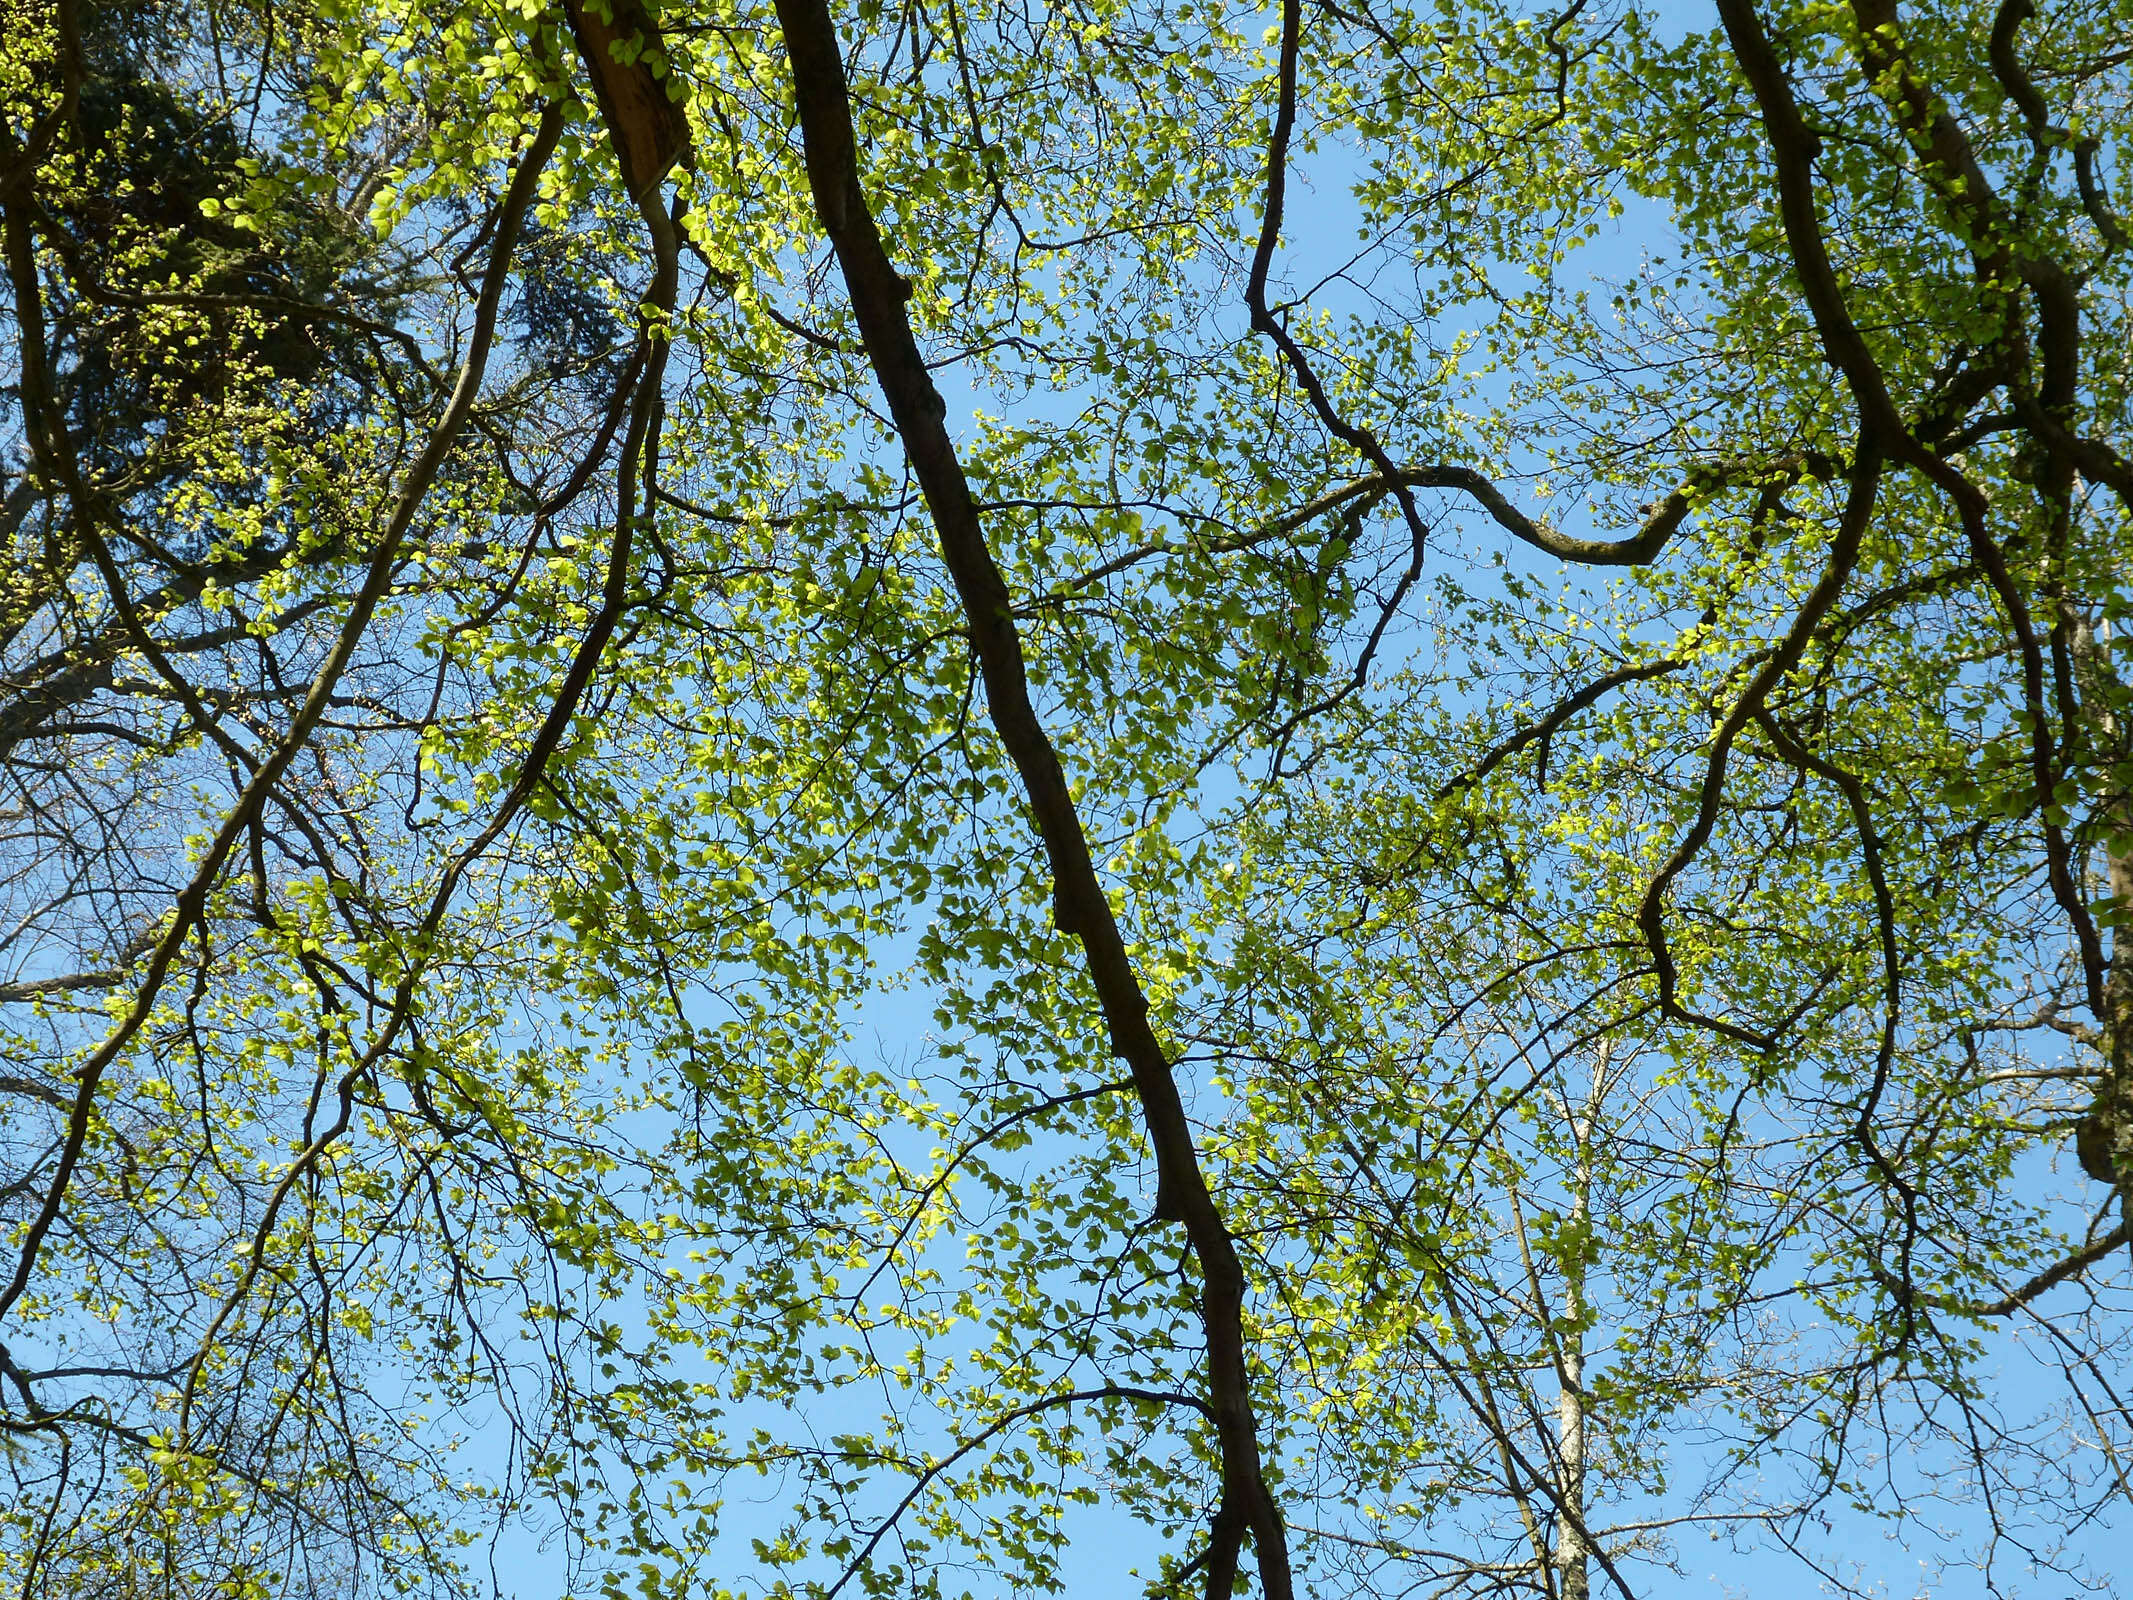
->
[564,0,692,203]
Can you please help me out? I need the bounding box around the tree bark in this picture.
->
[765,3,1293,1595]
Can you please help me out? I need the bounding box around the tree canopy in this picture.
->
[1,0,2129,1596]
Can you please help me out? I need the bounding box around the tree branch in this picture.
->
[767,4,1296,1593]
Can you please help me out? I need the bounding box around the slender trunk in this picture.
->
[765,5,1293,1594]
[2072,612,2133,1228]
[1555,1078,1593,1600]
[1556,1328,1588,1600]
[2092,835,2133,1239]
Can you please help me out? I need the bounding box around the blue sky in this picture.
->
[459,2,2130,1594]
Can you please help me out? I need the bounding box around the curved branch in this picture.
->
[1633,445,1884,1051]
[823,1386,1213,1600]
[1895,1223,2132,1319]
[0,101,567,1323]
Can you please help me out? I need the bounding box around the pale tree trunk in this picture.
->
[1555,1331,1588,1600]
[2072,612,2133,1234]
[1553,1049,1601,1600]
[1503,1046,1605,1599]
[2094,837,2133,1244]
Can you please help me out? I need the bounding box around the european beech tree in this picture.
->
[1,0,2128,1596]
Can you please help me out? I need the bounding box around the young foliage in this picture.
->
[1,0,2128,1596]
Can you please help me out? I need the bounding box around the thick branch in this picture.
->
[767,4,1293,1595]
